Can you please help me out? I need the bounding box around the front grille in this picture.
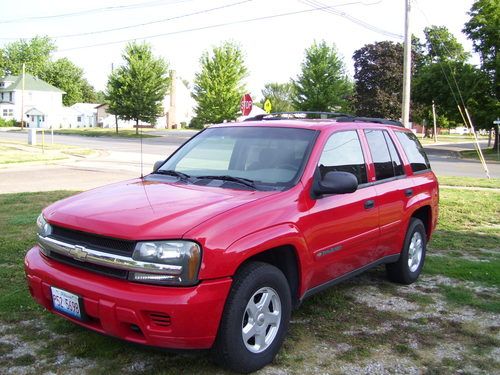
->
[51,225,136,256]
[47,251,129,279]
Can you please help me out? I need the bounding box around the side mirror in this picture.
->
[313,171,358,197]
[153,160,164,172]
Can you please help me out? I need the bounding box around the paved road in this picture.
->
[1,132,499,194]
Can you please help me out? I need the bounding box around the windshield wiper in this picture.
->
[154,169,190,181]
[195,175,256,189]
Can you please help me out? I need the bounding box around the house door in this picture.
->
[36,116,42,127]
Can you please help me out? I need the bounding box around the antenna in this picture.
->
[140,123,143,178]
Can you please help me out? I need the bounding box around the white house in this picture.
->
[0,74,65,128]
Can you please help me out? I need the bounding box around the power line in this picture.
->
[299,0,403,40]
[1,0,253,40]
[55,3,371,52]
[0,0,196,24]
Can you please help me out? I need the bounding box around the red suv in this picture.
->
[25,114,438,373]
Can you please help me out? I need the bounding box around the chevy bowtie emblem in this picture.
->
[70,245,88,261]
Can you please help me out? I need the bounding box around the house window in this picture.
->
[2,109,13,116]
[9,92,12,102]
[41,116,45,122]
[77,116,82,122]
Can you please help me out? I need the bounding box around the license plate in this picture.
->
[51,287,83,320]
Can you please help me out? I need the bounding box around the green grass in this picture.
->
[0,185,499,373]
[420,134,488,145]
[429,188,500,251]
[53,128,158,138]
[438,175,500,189]
[439,285,500,313]
[460,148,500,162]
[0,145,67,164]
[0,141,95,164]
[425,256,500,286]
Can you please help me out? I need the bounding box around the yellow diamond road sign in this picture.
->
[264,99,272,113]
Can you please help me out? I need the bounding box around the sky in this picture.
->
[0,0,478,101]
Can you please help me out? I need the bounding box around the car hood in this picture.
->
[44,178,275,240]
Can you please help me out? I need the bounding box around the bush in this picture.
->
[0,118,17,127]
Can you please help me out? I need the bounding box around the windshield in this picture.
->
[157,126,317,190]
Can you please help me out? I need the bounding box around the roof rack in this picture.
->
[243,111,350,121]
[336,116,404,127]
[243,111,404,127]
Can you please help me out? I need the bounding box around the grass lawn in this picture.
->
[0,184,498,374]
[53,128,159,138]
[420,134,488,145]
[460,148,500,162]
[438,175,500,189]
[0,141,94,164]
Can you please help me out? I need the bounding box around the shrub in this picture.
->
[0,118,17,127]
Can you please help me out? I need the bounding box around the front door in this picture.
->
[301,130,380,288]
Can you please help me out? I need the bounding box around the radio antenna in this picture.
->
[140,122,144,179]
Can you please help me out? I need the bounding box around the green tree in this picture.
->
[260,82,294,113]
[463,0,499,99]
[413,61,495,129]
[191,42,248,127]
[293,41,352,112]
[353,41,418,119]
[423,26,470,63]
[42,58,96,106]
[0,36,55,77]
[105,42,170,134]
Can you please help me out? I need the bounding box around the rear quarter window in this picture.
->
[395,131,431,172]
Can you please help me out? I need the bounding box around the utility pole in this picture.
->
[20,63,25,129]
[401,0,412,129]
[431,100,437,143]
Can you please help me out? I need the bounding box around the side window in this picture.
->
[319,130,368,184]
[395,131,431,172]
[384,131,404,176]
[365,129,398,180]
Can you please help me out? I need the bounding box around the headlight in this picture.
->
[129,241,201,286]
[36,214,52,237]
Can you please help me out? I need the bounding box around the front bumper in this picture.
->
[25,246,232,349]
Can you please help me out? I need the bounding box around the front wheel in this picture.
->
[212,262,291,373]
[386,218,427,284]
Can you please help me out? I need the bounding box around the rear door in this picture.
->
[302,130,380,287]
[363,129,412,258]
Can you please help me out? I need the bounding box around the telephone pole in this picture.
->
[401,0,412,128]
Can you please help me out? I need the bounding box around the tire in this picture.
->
[386,218,427,285]
[212,261,291,373]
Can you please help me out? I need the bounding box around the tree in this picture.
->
[463,0,499,150]
[293,41,352,112]
[191,42,247,127]
[260,82,294,113]
[413,61,495,128]
[423,26,470,63]
[353,41,417,119]
[42,58,96,106]
[463,0,499,99]
[0,36,56,77]
[106,42,169,134]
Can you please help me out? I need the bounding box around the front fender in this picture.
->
[198,223,313,295]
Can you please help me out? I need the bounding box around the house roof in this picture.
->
[0,74,65,93]
[25,107,45,116]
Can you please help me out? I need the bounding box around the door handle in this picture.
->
[405,188,413,197]
[364,199,375,209]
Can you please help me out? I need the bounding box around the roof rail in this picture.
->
[243,112,404,127]
[336,116,404,127]
[243,111,351,122]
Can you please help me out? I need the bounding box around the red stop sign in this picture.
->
[240,94,253,116]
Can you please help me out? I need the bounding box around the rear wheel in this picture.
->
[212,262,291,373]
[386,218,426,284]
